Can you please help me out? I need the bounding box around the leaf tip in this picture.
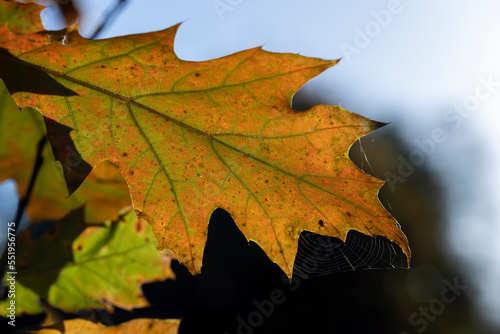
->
[371,119,390,130]
[330,58,342,67]
[167,21,184,39]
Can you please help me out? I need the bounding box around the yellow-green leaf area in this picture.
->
[0,210,173,316]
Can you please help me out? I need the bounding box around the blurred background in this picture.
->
[1,0,500,333]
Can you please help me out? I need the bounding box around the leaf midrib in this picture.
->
[6,53,369,201]
[6,51,383,267]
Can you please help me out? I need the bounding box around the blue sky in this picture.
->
[2,0,500,329]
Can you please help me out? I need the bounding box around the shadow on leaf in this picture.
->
[43,116,92,194]
[0,48,77,97]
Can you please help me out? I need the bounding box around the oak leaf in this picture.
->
[0,2,410,277]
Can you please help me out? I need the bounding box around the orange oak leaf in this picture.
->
[0,2,410,277]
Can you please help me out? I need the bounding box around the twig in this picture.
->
[88,0,128,39]
[0,137,47,294]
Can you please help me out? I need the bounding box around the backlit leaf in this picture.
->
[0,3,410,277]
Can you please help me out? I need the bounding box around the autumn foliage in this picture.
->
[0,1,409,331]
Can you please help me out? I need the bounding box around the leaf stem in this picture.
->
[0,137,47,295]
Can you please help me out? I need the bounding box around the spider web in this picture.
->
[292,133,409,278]
[293,230,408,279]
